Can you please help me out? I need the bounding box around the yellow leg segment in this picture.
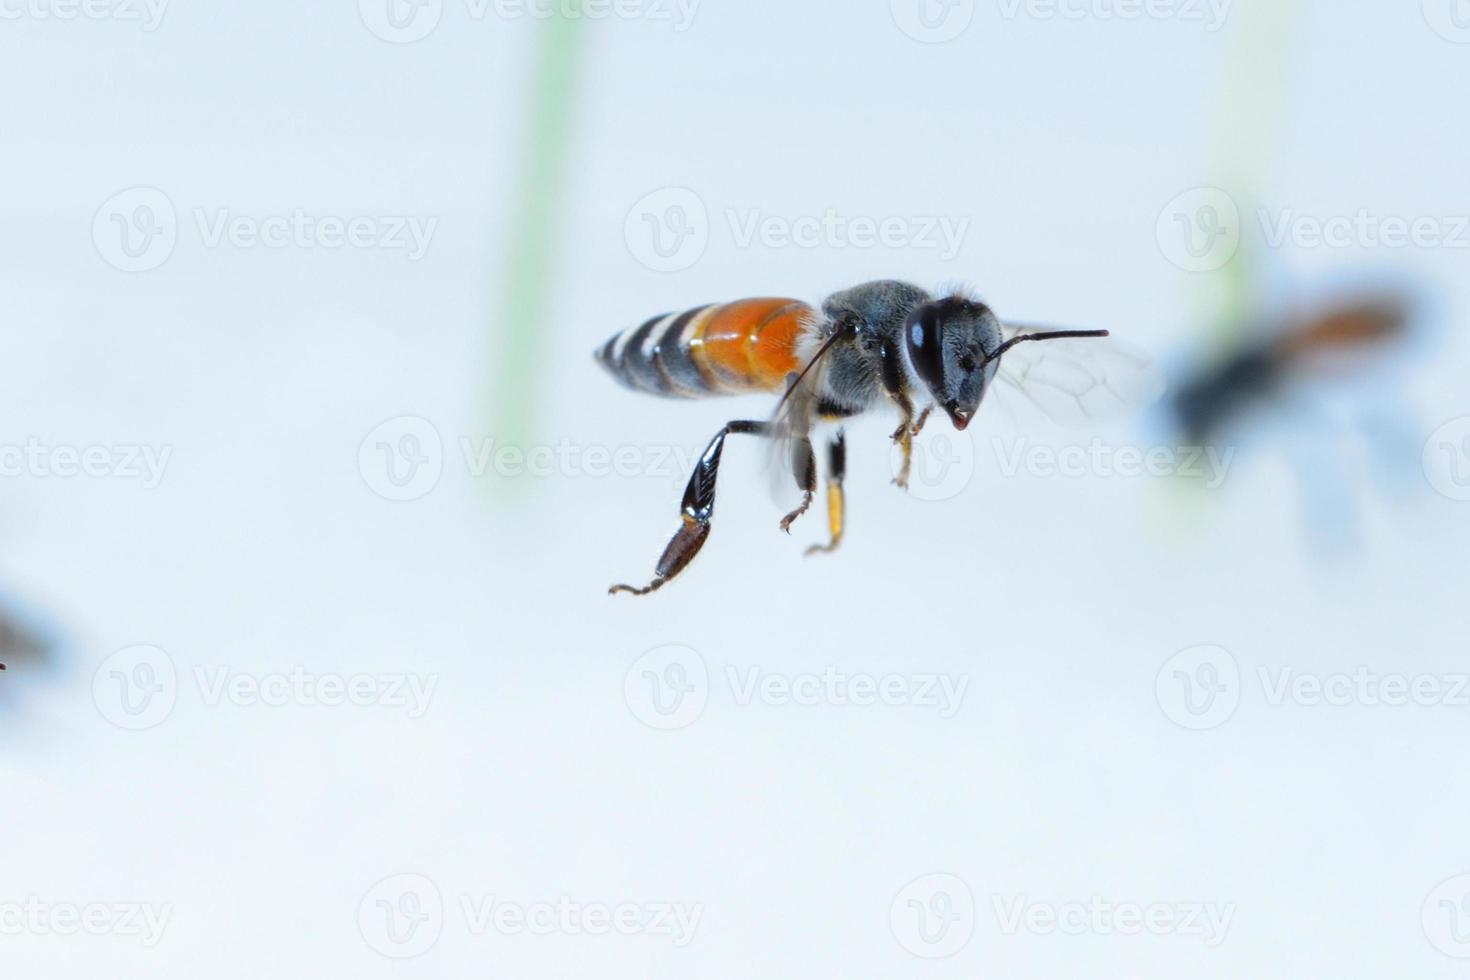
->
[805,482,845,556]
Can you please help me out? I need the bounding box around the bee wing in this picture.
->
[991,323,1165,427]
[763,320,841,500]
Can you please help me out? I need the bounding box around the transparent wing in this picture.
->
[992,323,1165,427]
[763,323,839,502]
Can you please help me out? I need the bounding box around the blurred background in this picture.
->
[3,1,1468,976]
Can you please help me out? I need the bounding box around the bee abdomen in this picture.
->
[594,298,814,399]
[595,306,713,398]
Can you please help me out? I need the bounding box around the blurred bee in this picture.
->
[1170,293,1412,445]
[595,280,1157,596]
[0,604,50,675]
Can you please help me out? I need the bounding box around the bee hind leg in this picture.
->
[609,420,770,597]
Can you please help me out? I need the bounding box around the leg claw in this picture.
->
[779,491,814,534]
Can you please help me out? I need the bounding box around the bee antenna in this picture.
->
[983,329,1110,366]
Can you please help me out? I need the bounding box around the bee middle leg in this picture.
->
[779,434,816,533]
[805,430,846,557]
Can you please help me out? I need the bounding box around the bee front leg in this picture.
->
[910,406,932,438]
[610,420,769,597]
[878,337,922,491]
[890,395,917,490]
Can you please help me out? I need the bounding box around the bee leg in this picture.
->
[910,406,932,438]
[890,396,917,490]
[610,420,769,597]
[805,430,846,557]
[778,435,816,533]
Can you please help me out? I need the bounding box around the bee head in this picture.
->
[902,296,1003,430]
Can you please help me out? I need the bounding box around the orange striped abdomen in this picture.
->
[595,297,814,398]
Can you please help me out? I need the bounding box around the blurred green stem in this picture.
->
[489,5,584,491]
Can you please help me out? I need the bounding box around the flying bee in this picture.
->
[596,279,1157,596]
[1169,293,1413,445]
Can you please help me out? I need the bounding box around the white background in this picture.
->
[2,0,1469,976]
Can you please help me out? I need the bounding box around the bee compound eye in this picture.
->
[905,304,947,391]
